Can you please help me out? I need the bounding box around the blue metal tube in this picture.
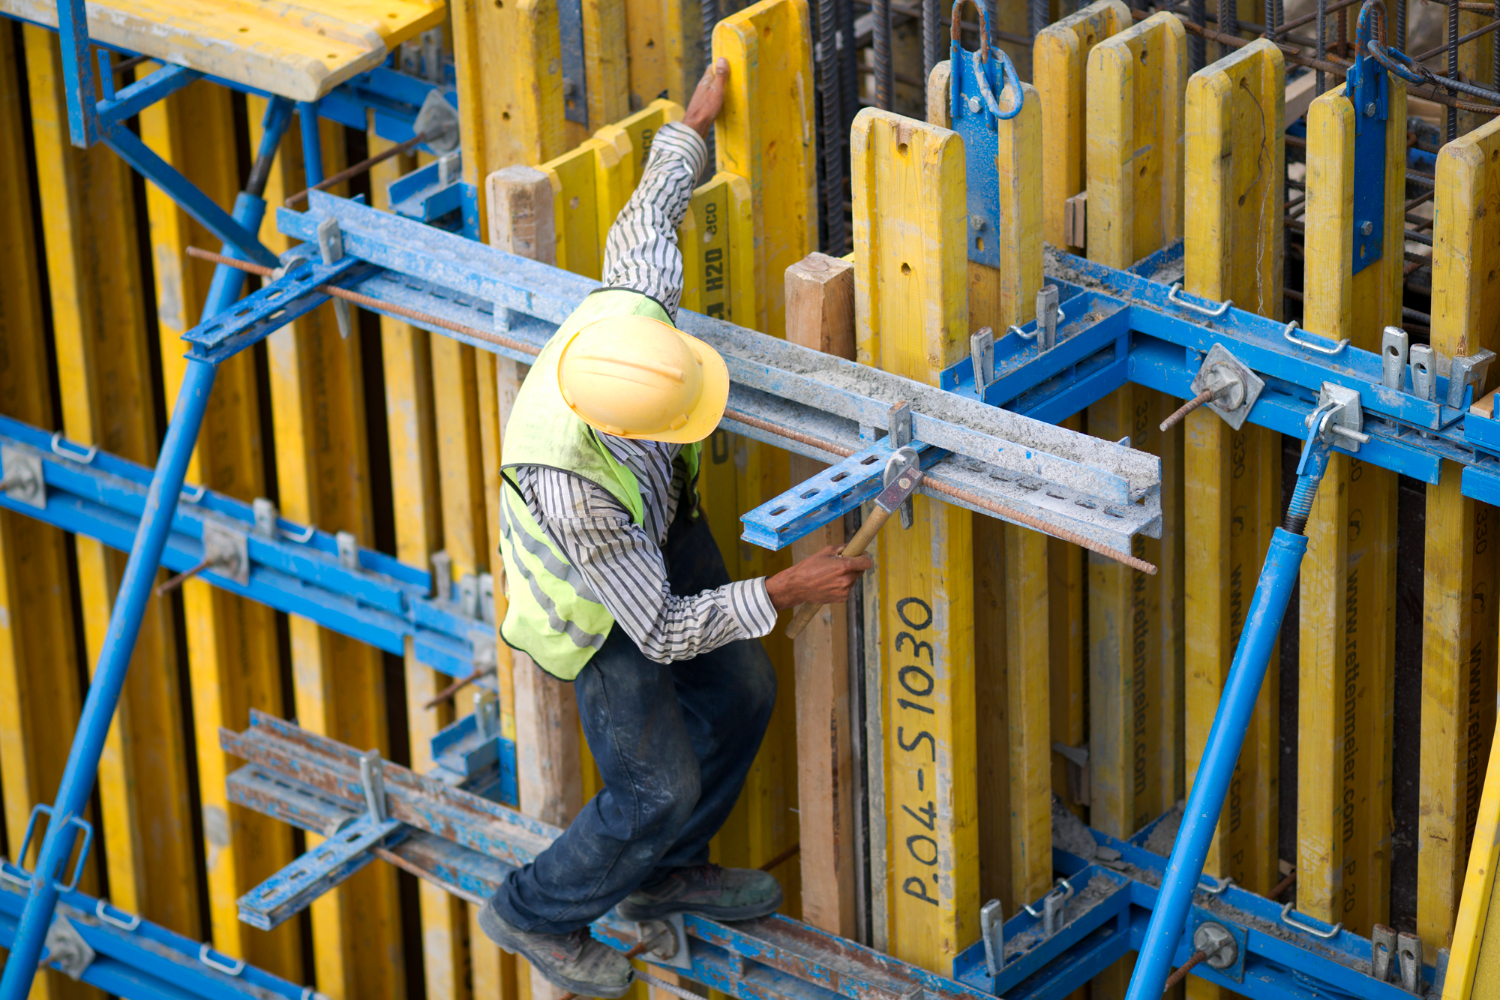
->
[1123,525,1311,1000]
[0,358,219,1000]
[299,100,324,187]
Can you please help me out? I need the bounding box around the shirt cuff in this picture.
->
[719,578,779,639]
[651,121,709,181]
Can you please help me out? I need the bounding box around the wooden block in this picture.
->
[786,252,858,937]
[1297,77,1406,937]
[1181,42,1285,950]
[1419,113,1500,964]
[852,107,978,972]
[1063,191,1087,251]
[1033,0,1132,247]
[27,26,198,938]
[488,165,558,264]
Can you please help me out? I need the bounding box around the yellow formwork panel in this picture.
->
[26,26,200,937]
[1444,706,1500,1000]
[0,29,96,1000]
[714,0,819,340]
[139,72,303,977]
[852,108,979,972]
[453,0,563,235]
[1420,113,1500,964]
[542,138,614,279]
[1297,78,1405,937]
[1032,0,1132,249]
[1181,37,1285,934]
[625,0,699,108]
[1,0,443,102]
[253,98,407,1000]
[574,0,631,144]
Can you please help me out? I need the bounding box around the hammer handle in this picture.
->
[784,505,893,640]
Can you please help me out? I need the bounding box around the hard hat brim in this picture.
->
[625,330,728,443]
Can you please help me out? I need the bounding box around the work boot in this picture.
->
[477,898,634,998]
[616,864,783,922]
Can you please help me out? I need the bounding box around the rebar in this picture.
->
[703,0,719,165]
[1159,389,1216,433]
[285,130,438,207]
[1191,0,1208,69]
[817,0,846,252]
[1030,0,1048,41]
[1223,0,1239,39]
[1316,0,1327,93]
[1162,951,1210,993]
[922,0,940,100]
[874,0,893,109]
[1448,0,1461,139]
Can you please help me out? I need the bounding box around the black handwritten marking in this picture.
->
[896,631,934,663]
[906,834,939,865]
[899,727,936,761]
[903,801,936,830]
[897,697,934,714]
[899,665,934,697]
[897,597,932,630]
[902,877,938,906]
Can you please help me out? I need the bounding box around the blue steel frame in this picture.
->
[0,1,1483,996]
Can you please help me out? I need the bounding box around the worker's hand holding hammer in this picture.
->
[684,57,729,138]
[765,545,873,610]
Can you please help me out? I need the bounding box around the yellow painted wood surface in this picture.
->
[1297,78,1405,936]
[0,0,445,101]
[1181,39,1284,934]
[575,0,630,141]
[28,26,199,936]
[625,0,699,108]
[0,28,97,1000]
[140,71,304,976]
[253,98,406,1000]
[1420,113,1500,964]
[1444,712,1500,999]
[1033,0,1131,249]
[852,107,978,972]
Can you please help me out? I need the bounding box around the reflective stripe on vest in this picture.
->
[496,289,701,680]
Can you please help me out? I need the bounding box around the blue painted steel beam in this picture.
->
[96,63,202,130]
[52,0,96,146]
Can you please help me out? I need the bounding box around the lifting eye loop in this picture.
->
[948,0,1024,121]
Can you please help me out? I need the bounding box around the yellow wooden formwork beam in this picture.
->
[542,138,614,279]
[1419,113,1500,964]
[1297,77,1405,937]
[27,26,200,937]
[572,0,631,144]
[1181,39,1285,934]
[0,29,96,1000]
[252,99,406,1000]
[1444,711,1500,1000]
[1033,0,1132,250]
[625,0,700,108]
[139,72,303,977]
[452,0,563,236]
[852,107,978,972]
[925,65,1052,913]
[1084,20,1186,996]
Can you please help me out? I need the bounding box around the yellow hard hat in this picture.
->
[556,314,730,443]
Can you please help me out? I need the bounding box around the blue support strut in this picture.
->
[0,96,293,1000]
[1123,430,1334,1000]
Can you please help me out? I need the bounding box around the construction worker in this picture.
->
[478,58,872,998]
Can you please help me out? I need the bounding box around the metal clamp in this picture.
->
[1283,320,1349,356]
[1280,902,1343,939]
[1381,327,1409,390]
[1167,282,1233,318]
[179,483,207,503]
[1023,877,1075,938]
[1449,349,1496,409]
[281,523,316,544]
[17,805,94,893]
[1,444,47,509]
[1372,924,1397,982]
[1307,383,1371,451]
[969,327,995,389]
[884,444,919,531]
[1198,874,1234,895]
[49,432,98,464]
[198,943,247,976]
[1193,921,1239,970]
[1396,930,1422,994]
[1409,344,1437,402]
[43,915,95,980]
[359,750,389,823]
[316,216,353,340]
[980,898,1004,976]
[95,899,142,931]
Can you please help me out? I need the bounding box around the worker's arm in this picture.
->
[600,60,728,319]
[522,466,778,663]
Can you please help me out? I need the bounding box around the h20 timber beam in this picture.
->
[0,27,93,1000]
[251,96,407,1000]
[139,67,301,978]
[1297,71,1406,938]
[374,131,481,1000]
[852,107,979,973]
[1032,0,1132,252]
[1419,112,1500,964]
[786,251,860,939]
[1181,36,1285,940]
[1444,708,1500,999]
[27,24,199,937]
[624,0,703,110]
[925,60,1053,917]
[1084,15,1186,997]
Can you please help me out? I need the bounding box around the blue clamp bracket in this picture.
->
[4,805,94,893]
[948,0,1023,270]
[1345,0,1391,274]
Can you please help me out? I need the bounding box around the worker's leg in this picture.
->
[490,628,704,934]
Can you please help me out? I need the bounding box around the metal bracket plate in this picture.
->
[42,915,95,980]
[948,44,1023,270]
[558,0,589,126]
[202,521,250,586]
[1345,50,1388,274]
[1,444,46,509]
[1192,344,1265,431]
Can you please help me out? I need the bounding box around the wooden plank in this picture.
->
[852,107,977,972]
[1181,38,1285,939]
[786,252,859,937]
[1444,713,1500,1000]
[1032,0,1132,250]
[139,70,302,976]
[625,0,700,109]
[26,26,199,936]
[252,97,406,1000]
[541,138,609,278]
[0,28,96,1000]
[1419,113,1500,964]
[572,0,631,144]
[374,133,475,1000]
[451,0,563,237]
[1297,76,1406,937]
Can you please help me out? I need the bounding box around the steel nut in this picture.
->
[1192,921,1238,970]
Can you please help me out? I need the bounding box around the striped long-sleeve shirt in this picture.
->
[510,121,778,664]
